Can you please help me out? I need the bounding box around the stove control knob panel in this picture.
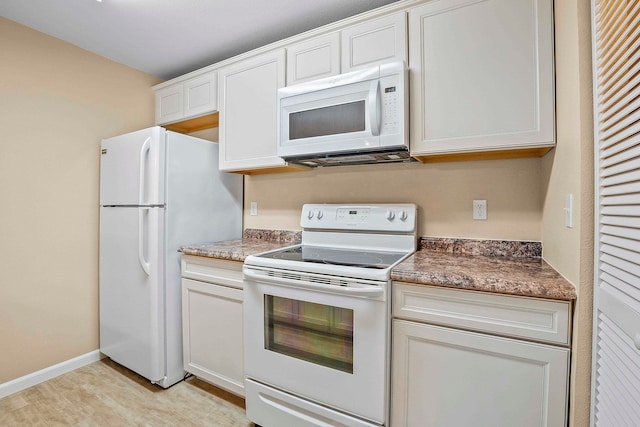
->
[300,203,416,232]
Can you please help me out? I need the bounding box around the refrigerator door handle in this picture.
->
[138,137,151,205]
[138,207,151,275]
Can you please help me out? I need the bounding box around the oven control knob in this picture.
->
[307,210,314,219]
[399,210,408,221]
[386,210,395,221]
[316,210,324,219]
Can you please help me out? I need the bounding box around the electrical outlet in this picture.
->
[473,200,487,220]
[250,201,258,216]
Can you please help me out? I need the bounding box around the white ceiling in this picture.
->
[0,0,399,80]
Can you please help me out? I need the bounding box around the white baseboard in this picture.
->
[0,350,103,400]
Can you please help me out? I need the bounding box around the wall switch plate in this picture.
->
[473,200,487,220]
[250,201,258,216]
[565,194,573,228]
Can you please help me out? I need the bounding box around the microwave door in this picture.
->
[279,80,381,157]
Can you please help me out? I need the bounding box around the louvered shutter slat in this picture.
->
[600,168,640,186]
[601,193,640,205]
[593,1,640,425]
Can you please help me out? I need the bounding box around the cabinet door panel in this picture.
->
[184,72,217,119]
[218,50,287,171]
[182,278,244,396]
[341,12,407,72]
[155,85,183,125]
[391,319,568,427]
[287,33,340,85]
[409,0,554,155]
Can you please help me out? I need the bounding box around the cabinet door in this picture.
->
[286,32,340,85]
[182,278,244,396]
[341,12,407,72]
[409,0,555,158]
[218,50,287,172]
[391,319,569,427]
[155,84,184,125]
[183,71,217,119]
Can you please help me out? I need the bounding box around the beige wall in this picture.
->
[1,3,596,423]
[541,1,594,426]
[0,18,161,384]
[243,159,543,240]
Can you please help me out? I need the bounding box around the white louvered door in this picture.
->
[592,1,640,425]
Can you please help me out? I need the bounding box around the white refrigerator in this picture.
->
[99,126,242,388]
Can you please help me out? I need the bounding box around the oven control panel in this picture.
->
[301,204,416,232]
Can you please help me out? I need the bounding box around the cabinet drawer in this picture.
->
[392,282,571,346]
[181,255,243,289]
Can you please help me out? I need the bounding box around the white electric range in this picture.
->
[243,203,417,427]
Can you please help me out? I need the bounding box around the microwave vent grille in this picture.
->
[288,149,415,168]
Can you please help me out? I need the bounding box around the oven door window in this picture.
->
[265,295,354,374]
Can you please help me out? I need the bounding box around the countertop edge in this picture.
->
[180,234,577,301]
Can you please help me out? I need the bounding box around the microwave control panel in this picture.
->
[381,75,401,135]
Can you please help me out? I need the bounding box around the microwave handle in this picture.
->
[368,80,381,136]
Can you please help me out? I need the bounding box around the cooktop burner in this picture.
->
[259,245,407,269]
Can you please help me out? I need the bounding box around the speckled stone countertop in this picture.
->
[391,238,576,301]
[180,232,576,301]
[179,229,301,262]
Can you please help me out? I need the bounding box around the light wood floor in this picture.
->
[0,359,254,426]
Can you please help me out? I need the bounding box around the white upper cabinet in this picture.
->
[218,49,289,172]
[341,12,407,72]
[155,70,217,125]
[183,72,217,119]
[409,0,555,160]
[286,12,407,87]
[155,84,183,125]
[155,0,557,170]
[286,32,341,86]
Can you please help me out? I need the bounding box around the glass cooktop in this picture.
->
[258,245,407,269]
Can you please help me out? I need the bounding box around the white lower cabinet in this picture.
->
[181,256,244,397]
[391,283,570,427]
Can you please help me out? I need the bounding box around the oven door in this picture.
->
[243,265,389,425]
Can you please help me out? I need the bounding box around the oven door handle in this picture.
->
[243,268,385,298]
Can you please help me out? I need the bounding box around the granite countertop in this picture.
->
[180,231,576,301]
[179,229,301,262]
[391,238,577,301]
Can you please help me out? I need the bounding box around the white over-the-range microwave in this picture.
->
[277,61,409,167]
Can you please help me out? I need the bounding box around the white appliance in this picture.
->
[243,204,417,427]
[277,61,409,167]
[99,126,242,388]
